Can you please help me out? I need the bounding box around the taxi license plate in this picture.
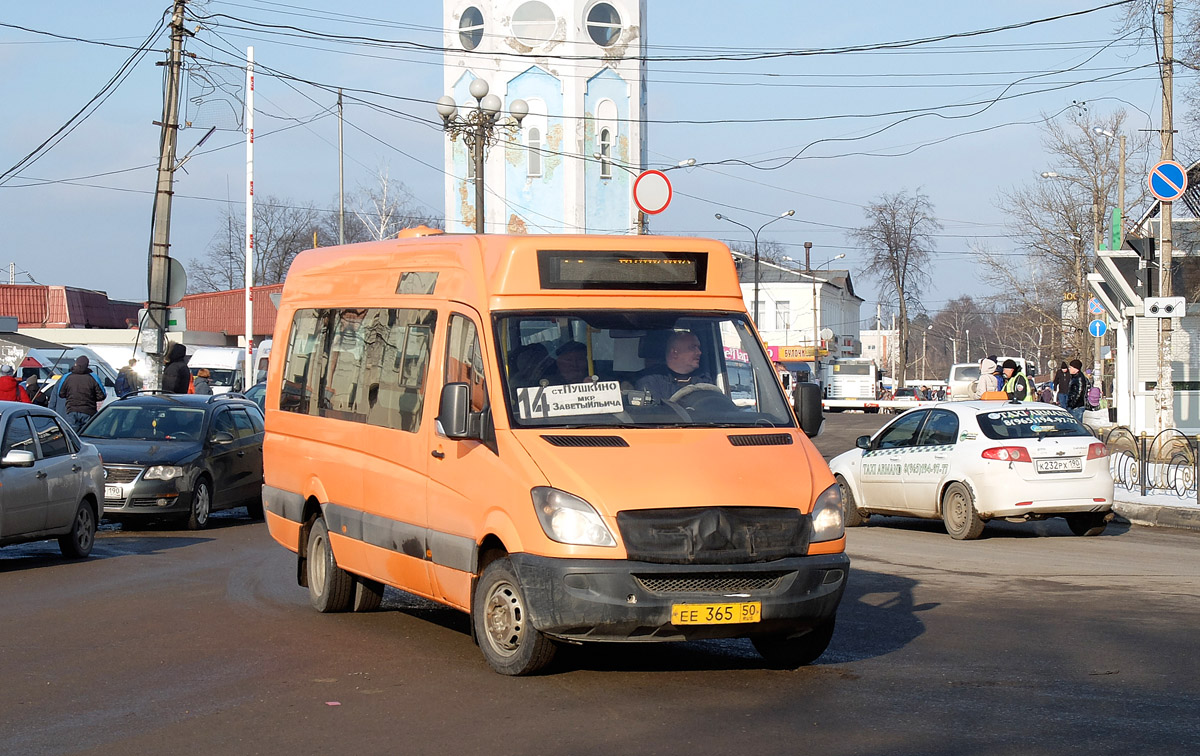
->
[104,485,123,500]
[1035,458,1083,473]
[671,601,761,626]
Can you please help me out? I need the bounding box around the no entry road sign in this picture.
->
[1149,160,1188,202]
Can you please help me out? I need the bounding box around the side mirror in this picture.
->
[855,435,871,450]
[794,381,824,438]
[2,449,36,467]
[437,382,475,440]
[211,431,236,445]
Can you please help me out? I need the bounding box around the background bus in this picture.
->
[823,358,879,401]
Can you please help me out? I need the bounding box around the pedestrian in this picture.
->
[57,356,105,432]
[971,357,1000,399]
[25,375,49,407]
[114,358,142,397]
[0,365,30,403]
[1065,359,1089,423]
[1000,359,1034,401]
[193,368,213,395]
[1054,361,1071,408]
[162,343,192,393]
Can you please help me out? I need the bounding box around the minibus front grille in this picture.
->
[617,507,811,565]
[540,435,629,448]
[728,433,793,446]
[634,572,787,594]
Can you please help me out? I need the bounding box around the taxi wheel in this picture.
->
[473,558,556,676]
[752,619,836,669]
[1066,513,1108,537]
[836,475,866,527]
[307,517,354,613]
[941,482,985,540]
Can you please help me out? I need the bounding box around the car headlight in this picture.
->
[144,465,185,481]
[811,483,845,542]
[531,487,616,547]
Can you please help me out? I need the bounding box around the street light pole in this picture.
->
[437,81,527,234]
[715,209,795,325]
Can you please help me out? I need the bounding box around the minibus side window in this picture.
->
[361,308,436,433]
[447,314,488,413]
[281,309,329,415]
[322,310,368,422]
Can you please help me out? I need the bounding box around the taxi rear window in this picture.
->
[976,407,1089,440]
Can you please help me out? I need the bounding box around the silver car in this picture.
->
[0,403,105,558]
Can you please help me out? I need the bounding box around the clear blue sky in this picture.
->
[0,0,1174,323]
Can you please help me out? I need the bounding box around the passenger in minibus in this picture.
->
[545,341,591,385]
[635,331,714,403]
[509,343,553,387]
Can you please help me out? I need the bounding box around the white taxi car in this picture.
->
[829,401,1114,540]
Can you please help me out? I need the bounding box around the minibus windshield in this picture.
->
[496,311,796,429]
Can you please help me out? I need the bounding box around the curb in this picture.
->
[1113,500,1200,532]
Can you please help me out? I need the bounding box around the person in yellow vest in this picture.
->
[1000,359,1033,402]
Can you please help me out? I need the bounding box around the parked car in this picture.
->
[80,393,265,529]
[243,381,266,412]
[830,401,1114,540]
[0,402,104,558]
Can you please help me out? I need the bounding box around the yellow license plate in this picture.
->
[671,601,761,625]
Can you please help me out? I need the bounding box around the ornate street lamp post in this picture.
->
[437,80,528,234]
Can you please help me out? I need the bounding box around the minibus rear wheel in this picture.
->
[751,619,836,669]
[307,517,354,612]
[473,558,556,675]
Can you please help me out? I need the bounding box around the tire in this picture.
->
[187,478,212,531]
[351,577,385,612]
[941,482,985,540]
[473,558,556,676]
[58,500,96,558]
[751,618,836,669]
[1066,512,1108,537]
[307,517,354,613]
[245,498,264,520]
[837,475,866,527]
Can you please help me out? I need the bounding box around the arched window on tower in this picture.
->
[599,127,612,179]
[527,127,542,178]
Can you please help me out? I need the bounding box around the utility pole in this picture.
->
[805,241,819,376]
[337,88,345,245]
[147,0,188,388]
[1157,0,1175,432]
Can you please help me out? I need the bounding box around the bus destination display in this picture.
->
[537,250,707,290]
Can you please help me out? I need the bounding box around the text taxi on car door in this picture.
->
[829,401,1114,540]
[261,228,848,675]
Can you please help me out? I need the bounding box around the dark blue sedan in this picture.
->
[81,393,264,529]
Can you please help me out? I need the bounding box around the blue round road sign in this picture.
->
[1149,160,1188,202]
[1088,319,1108,338]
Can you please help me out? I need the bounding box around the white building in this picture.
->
[441,1,647,234]
[734,254,864,359]
[860,327,899,380]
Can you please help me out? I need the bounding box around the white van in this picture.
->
[187,347,246,394]
[27,346,120,406]
[252,339,272,384]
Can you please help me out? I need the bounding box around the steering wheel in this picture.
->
[668,383,736,411]
[168,431,195,441]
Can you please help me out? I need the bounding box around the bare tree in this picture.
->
[335,166,443,243]
[990,109,1149,363]
[189,195,323,293]
[850,189,941,383]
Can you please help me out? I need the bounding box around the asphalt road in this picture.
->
[2,413,1199,756]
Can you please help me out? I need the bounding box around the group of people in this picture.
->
[971,356,1097,422]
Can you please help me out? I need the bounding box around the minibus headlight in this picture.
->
[144,465,185,481]
[811,483,845,542]
[531,487,616,547]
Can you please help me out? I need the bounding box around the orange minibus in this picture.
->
[262,229,848,675]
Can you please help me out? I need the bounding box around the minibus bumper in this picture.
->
[508,552,849,642]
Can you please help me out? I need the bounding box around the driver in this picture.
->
[635,331,714,403]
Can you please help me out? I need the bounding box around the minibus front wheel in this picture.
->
[751,618,836,669]
[473,558,556,676]
[307,517,354,613]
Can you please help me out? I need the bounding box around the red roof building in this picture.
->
[0,285,141,329]
[178,284,283,342]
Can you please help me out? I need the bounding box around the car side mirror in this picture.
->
[794,381,824,438]
[855,435,871,450]
[211,431,236,445]
[437,382,477,440]
[1,449,35,467]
